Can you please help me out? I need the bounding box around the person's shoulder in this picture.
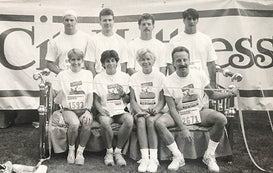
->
[197,31,211,39]
[94,71,104,80]
[114,33,126,41]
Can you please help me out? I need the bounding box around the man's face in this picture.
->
[63,15,77,31]
[183,16,198,29]
[173,51,190,75]
[100,15,114,32]
[139,19,154,35]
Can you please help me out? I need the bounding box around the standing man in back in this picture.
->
[127,13,167,76]
[168,8,217,88]
[46,10,92,75]
[86,8,129,76]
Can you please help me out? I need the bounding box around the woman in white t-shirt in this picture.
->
[93,49,133,167]
[129,48,165,173]
[54,48,93,165]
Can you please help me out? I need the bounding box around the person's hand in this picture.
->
[81,111,92,125]
[227,85,238,97]
[116,84,126,97]
[178,128,193,143]
[147,108,157,116]
[135,111,149,119]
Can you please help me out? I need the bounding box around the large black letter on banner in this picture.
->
[0,27,35,70]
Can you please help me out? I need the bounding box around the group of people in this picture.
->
[48,7,236,173]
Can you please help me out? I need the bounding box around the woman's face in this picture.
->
[103,57,117,75]
[69,55,83,72]
[138,53,155,72]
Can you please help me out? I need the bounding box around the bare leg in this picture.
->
[98,115,114,149]
[116,112,134,149]
[62,110,80,146]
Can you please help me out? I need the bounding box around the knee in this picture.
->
[136,117,146,127]
[123,113,134,128]
[69,122,80,131]
[146,117,155,129]
[99,117,111,130]
[155,119,166,132]
[215,113,227,127]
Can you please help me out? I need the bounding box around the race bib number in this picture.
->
[178,101,201,125]
[140,99,156,109]
[106,100,125,117]
[67,94,86,110]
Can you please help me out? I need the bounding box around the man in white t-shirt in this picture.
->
[128,13,167,75]
[86,8,129,76]
[168,8,217,88]
[93,50,133,167]
[45,10,92,74]
[156,46,235,172]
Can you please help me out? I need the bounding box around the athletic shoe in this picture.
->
[104,152,115,166]
[167,154,185,171]
[75,152,85,165]
[147,159,159,173]
[137,158,149,172]
[0,161,12,173]
[202,152,220,172]
[114,152,126,166]
[67,150,75,164]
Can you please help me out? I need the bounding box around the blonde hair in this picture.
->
[136,48,156,64]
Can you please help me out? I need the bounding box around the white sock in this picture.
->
[149,149,158,160]
[206,139,219,155]
[167,142,181,157]
[114,147,122,154]
[77,145,85,154]
[106,148,113,154]
[140,149,149,160]
[69,145,75,151]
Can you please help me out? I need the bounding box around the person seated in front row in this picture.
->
[54,48,94,165]
[93,50,134,166]
[129,48,166,173]
[155,46,236,172]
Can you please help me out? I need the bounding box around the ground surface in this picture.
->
[0,112,272,173]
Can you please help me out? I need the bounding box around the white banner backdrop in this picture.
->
[0,0,272,110]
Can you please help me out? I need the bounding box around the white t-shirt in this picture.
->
[128,37,167,72]
[168,31,217,77]
[163,69,209,111]
[46,30,92,70]
[55,69,93,109]
[89,32,129,74]
[129,70,165,110]
[93,71,130,116]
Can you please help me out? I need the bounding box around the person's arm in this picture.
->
[165,96,187,131]
[86,93,93,110]
[127,68,137,76]
[167,63,175,75]
[93,93,110,116]
[46,60,62,75]
[85,61,97,77]
[207,61,217,88]
[129,87,143,113]
[121,62,127,73]
[160,67,167,76]
[204,84,236,100]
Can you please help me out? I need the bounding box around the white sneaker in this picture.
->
[167,154,185,171]
[137,158,149,172]
[114,152,126,166]
[104,152,115,166]
[67,150,75,164]
[75,152,85,165]
[202,152,220,172]
[147,159,159,173]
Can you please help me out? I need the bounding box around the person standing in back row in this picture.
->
[168,8,217,88]
[45,10,92,74]
[86,8,129,76]
[127,13,167,76]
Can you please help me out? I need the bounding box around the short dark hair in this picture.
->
[138,13,155,25]
[100,50,119,66]
[67,48,84,60]
[171,46,190,62]
[182,8,199,20]
[99,8,114,20]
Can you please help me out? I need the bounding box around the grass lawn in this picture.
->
[0,111,272,173]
